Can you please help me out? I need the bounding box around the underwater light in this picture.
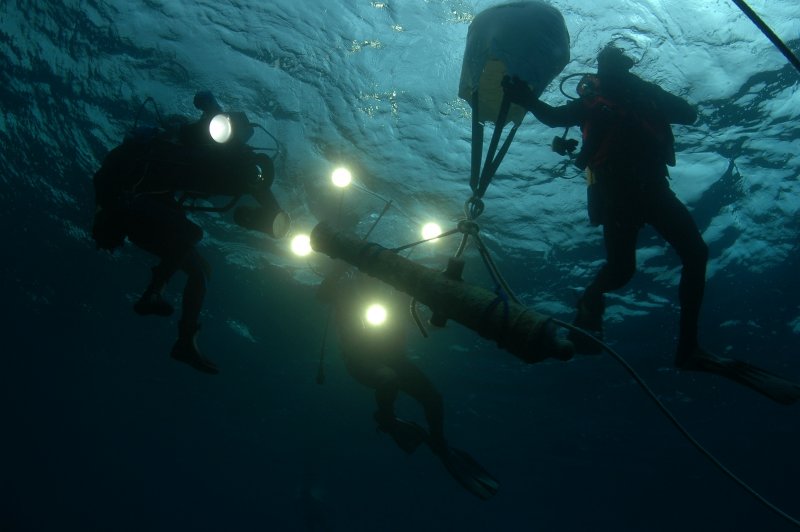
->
[364,303,388,326]
[290,234,312,257]
[422,222,442,241]
[209,114,233,143]
[331,167,352,188]
[233,202,291,239]
[209,112,253,144]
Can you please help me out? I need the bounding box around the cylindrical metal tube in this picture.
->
[311,222,574,363]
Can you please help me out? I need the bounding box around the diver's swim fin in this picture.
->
[435,446,500,500]
[680,350,800,405]
[378,418,500,499]
[170,333,219,375]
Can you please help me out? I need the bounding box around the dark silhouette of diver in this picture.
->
[317,265,498,499]
[92,91,288,374]
[504,44,708,365]
[317,265,446,449]
[504,45,800,404]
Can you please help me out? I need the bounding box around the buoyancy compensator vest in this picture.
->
[574,73,676,173]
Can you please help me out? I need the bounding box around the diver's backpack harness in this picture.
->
[574,74,676,172]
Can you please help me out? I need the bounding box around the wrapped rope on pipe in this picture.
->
[310,222,574,364]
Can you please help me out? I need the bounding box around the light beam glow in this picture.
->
[290,234,312,256]
[331,167,352,188]
[364,303,387,326]
[209,114,233,143]
[422,222,442,241]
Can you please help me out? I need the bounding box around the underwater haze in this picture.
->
[2,0,799,531]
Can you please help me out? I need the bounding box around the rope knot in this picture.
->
[457,219,480,236]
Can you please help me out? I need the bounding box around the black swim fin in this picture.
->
[681,350,800,405]
[378,418,500,499]
[435,446,500,500]
[170,326,219,375]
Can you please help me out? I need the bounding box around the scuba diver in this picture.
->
[316,264,498,499]
[317,265,446,448]
[92,91,289,374]
[503,44,800,405]
[503,44,704,363]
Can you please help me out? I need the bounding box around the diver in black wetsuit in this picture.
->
[503,44,708,366]
[317,265,446,450]
[316,265,499,498]
[92,91,289,374]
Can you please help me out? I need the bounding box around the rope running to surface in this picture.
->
[553,319,800,529]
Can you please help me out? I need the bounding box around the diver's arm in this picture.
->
[647,82,697,125]
[526,98,582,128]
[503,76,581,128]
[662,92,697,125]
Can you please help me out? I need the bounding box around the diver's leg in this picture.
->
[170,249,218,374]
[569,221,638,352]
[345,359,427,454]
[369,366,400,426]
[126,196,198,317]
[372,366,430,453]
[127,197,216,374]
[342,354,400,425]
[590,220,639,295]
[176,249,210,328]
[394,358,445,450]
[647,189,708,364]
[133,262,175,316]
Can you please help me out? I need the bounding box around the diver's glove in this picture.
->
[501,75,535,107]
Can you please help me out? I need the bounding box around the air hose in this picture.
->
[555,319,800,529]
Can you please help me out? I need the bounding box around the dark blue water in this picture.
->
[2,2,799,531]
[2,181,799,531]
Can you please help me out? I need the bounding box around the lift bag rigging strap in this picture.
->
[469,90,519,205]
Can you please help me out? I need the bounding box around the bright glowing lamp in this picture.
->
[331,167,352,188]
[290,234,312,257]
[422,222,442,241]
[209,114,233,143]
[208,112,254,144]
[365,303,388,326]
